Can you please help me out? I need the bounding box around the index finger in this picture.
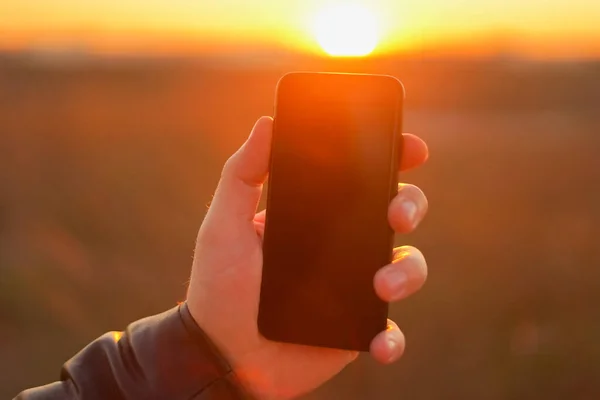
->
[400,133,429,171]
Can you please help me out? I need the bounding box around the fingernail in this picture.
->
[401,199,418,227]
[387,338,399,363]
[384,268,408,300]
[347,351,359,363]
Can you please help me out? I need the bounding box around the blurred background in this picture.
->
[1,0,600,398]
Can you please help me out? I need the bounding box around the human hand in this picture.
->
[187,117,429,399]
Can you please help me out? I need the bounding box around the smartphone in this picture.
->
[258,72,404,351]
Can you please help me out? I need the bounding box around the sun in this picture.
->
[313,3,379,57]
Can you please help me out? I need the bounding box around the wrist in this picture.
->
[180,302,260,399]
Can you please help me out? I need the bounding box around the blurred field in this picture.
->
[1,53,600,399]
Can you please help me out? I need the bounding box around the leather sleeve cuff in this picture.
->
[60,303,254,399]
[15,303,256,400]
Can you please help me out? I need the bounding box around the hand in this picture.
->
[187,117,429,399]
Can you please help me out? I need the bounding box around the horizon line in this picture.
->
[1,46,598,65]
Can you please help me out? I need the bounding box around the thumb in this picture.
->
[208,116,273,225]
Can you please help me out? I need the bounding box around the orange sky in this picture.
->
[1,0,599,58]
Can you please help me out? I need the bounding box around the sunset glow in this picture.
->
[0,0,599,58]
[313,4,379,57]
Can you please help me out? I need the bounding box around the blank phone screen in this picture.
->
[259,73,403,351]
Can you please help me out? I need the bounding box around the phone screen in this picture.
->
[259,72,404,351]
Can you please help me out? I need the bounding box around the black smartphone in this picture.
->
[258,72,404,351]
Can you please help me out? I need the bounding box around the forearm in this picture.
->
[14,303,252,399]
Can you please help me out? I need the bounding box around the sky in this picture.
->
[1,0,599,58]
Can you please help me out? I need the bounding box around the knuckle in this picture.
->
[221,154,239,179]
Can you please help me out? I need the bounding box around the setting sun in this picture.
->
[313,4,379,57]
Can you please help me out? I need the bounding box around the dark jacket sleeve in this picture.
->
[14,303,254,400]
